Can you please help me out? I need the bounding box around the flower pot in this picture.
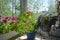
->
[26,32,35,40]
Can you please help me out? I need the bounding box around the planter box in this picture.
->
[0,31,18,40]
[50,29,60,37]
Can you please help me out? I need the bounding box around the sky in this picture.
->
[35,0,56,12]
[40,0,49,11]
[28,0,50,12]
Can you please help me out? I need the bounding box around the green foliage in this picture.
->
[0,0,12,16]
[0,12,36,35]
[16,12,36,35]
[0,21,11,33]
[0,16,18,34]
[15,6,20,10]
[0,20,17,34]
[48,2,57,16]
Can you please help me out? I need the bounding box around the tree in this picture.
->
[0,0,12,16]
[48,1,57,16]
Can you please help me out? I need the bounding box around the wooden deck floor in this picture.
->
[15,34,60,40]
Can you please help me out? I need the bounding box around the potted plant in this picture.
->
[17,11,36,40]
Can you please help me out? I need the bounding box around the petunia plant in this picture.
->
[0,10,36,35]
[0,16,18,34]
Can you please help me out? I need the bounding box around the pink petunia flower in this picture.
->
[3,19,7,23]
[8,16,12,20]
[11,16,17,23]
[1,16,6,20]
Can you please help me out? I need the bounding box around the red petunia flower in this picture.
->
[27,10,32,15]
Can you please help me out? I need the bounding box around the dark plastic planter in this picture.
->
[26,32,35,40]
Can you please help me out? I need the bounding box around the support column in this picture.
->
[57,0,60,15]
[20,0,27,15]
